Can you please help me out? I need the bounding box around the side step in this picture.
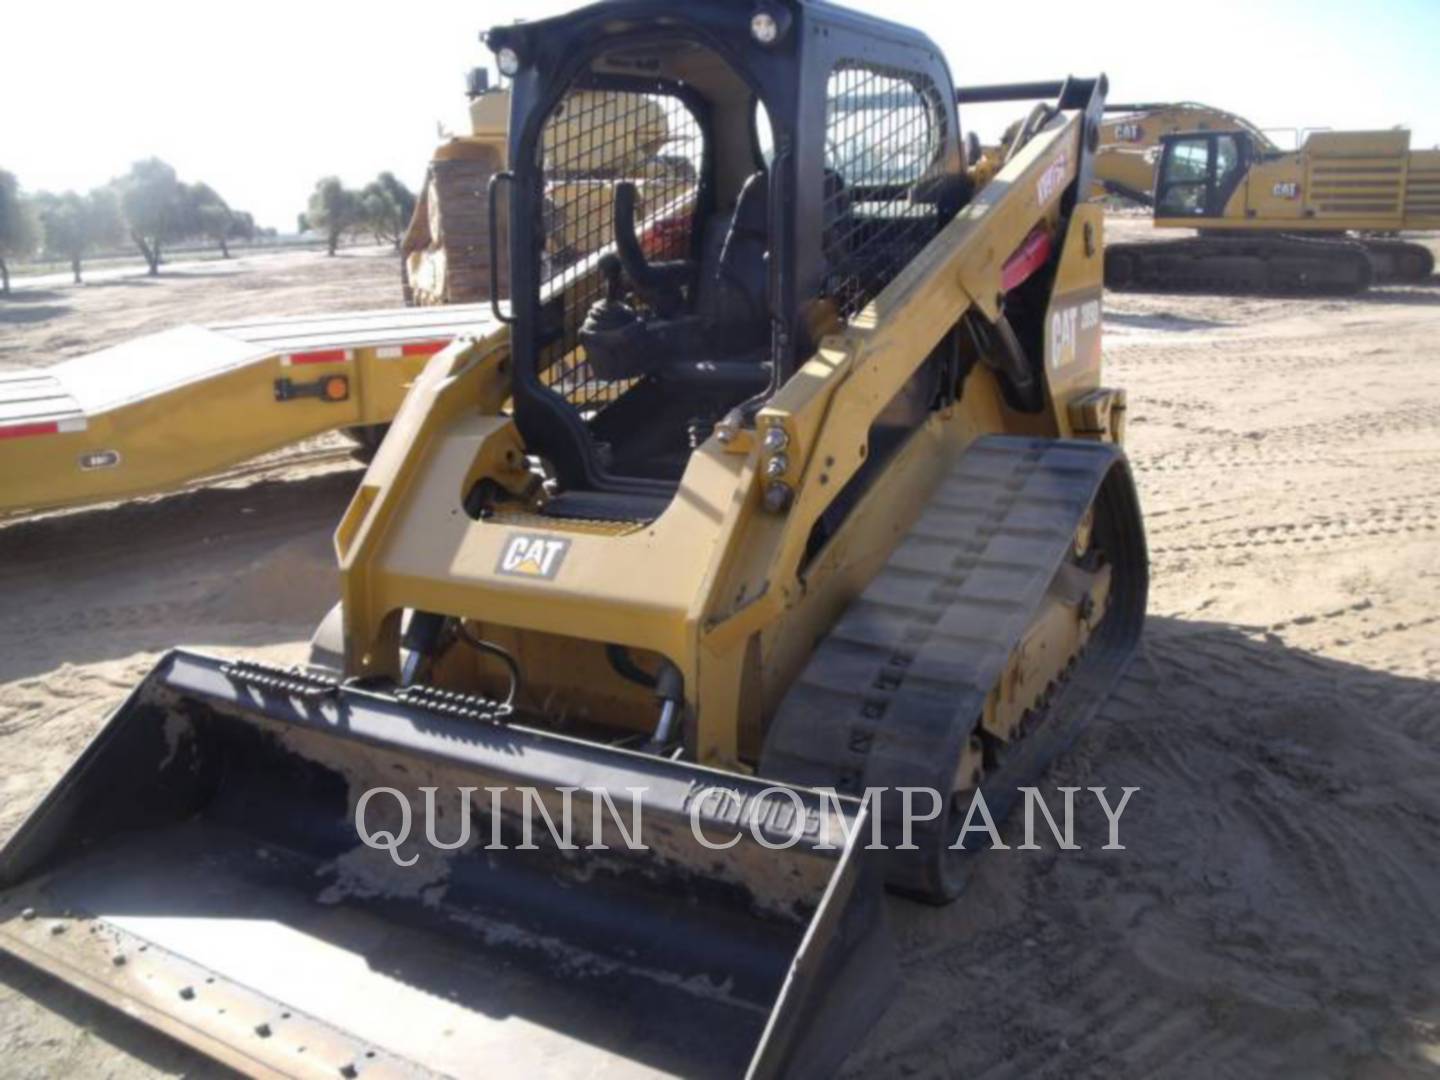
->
[0,651,894,1079]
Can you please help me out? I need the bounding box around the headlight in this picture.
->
[497,46,521,77]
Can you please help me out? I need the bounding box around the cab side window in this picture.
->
[1167,138,1210,183]
[1214,135,1240,186]
[821,62,945,320]
[1158,136,1211,216]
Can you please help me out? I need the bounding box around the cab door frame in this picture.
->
[1155,131,1251,218]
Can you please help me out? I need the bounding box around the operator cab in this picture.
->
[1155,130,1252,217]
[486,0,965,520]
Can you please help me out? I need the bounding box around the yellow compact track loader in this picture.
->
[0,2,1147,1075]
[1106,125,1439,294]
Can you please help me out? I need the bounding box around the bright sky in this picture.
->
[4,0,1437,232]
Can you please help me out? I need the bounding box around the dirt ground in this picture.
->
[1,232,1438,1078]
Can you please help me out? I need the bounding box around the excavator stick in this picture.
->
[0,651,893,1079]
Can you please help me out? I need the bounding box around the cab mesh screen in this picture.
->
[536,89,701,414]
[822,63,944,321]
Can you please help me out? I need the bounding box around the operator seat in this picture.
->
[582,171,774,379]
[703,169,770,337]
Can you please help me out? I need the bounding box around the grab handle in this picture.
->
[487,171,515,324]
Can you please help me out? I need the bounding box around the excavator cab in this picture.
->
[1155,130,1252,217]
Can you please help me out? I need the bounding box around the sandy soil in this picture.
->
[0,246,400,373]
[1,234,1439,1077]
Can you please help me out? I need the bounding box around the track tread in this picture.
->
[762,435,1148,896]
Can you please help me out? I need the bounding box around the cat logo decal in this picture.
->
[496,533,571,580]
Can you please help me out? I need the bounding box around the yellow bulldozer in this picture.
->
[0,2,1146,1075]
[1105,123,1439,293]
[401,70,512,306]
[403,72,697,306]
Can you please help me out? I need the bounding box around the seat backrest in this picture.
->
[704,170,769,327]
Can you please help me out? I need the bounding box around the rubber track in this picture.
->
[762,435,1148,893]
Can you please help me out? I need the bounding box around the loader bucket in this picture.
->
[0,651,892,1079]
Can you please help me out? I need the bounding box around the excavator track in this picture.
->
[762,436,1148,902]
[1104,234,1375,295]
[1358,238,1436,283]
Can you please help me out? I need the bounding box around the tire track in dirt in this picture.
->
[1151,512,1440,558]
[1135,407,1440,473]
[1146,493,1440,537]
[0,468,358,587]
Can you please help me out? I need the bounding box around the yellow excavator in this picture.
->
[1092,101,1279,205]
[0,2,1146,1076]
[1105,124,1439,293]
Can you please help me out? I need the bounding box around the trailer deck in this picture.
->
[0,304,499,515]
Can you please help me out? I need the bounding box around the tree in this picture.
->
[306,177,363,256]
[230,210,257,245]
[361,172,417,250]
[186,182,239,258]
[118,158,188,274]
[0,169,40,296]
[36,188,123,284]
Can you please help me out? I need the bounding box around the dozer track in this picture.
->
[403,157,504,307]
[1104,233,1375,295]
[763,436,1148,901]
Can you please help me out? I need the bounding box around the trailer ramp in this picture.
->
[0,304,502,515]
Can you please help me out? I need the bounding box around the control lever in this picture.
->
[613,181,694,317]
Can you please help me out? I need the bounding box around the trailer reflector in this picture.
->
[376,340,450,360]
[0,422,58,440]
[0,417,88,440]
[281,349,353,367]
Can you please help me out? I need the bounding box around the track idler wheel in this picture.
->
[903,734,987,904]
